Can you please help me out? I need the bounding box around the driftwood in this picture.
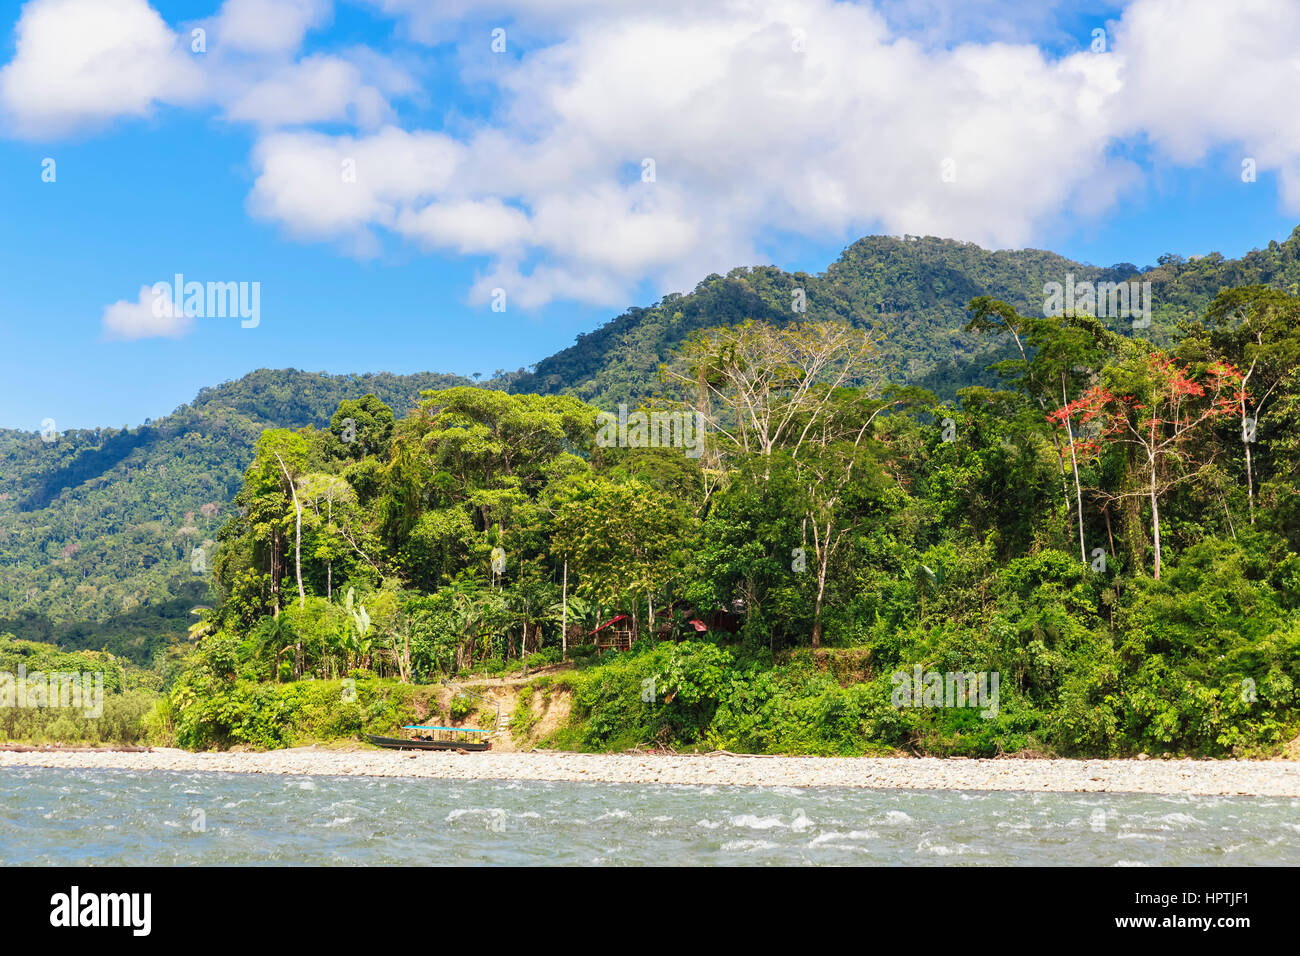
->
[704,749,790,759]
[0,744,153,753]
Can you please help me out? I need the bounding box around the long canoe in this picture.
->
[364,728,491,752]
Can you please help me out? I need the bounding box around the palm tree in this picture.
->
[909,562,946,624]
[252,614,297,682]
[551,593,597,650]
[445,584,501,673]
[343,588,372,671]
[506,575,558,659]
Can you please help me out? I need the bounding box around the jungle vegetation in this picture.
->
[155,285,1300,756]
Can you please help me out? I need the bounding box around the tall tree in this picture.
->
[966,298,1117,563]
[1057,351,1242,579]
[1194,286,1300,524]
[662,319,884,461]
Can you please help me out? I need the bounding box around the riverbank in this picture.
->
[2,747,1299,796]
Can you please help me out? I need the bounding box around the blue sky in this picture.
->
[2,0,1299,429]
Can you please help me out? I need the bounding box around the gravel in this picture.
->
[2,748,1299,795]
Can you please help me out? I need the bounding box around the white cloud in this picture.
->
[0,0,202,136]
[394,198,532,254]
[358,0,671,43]
[214,0,332,55]
[1109,0,1300,199]
[225,54,392,128]
[0,0,408,139]
[13,0,1300,313]
[248,127,464,239]
[253,0,1300,308]
[467,263,632,311]
[101,285,195,341]
[245,0,1136,306]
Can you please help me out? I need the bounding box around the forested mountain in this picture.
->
[8,224,1300,667]
[0,369,468,663]
[167,293,1300,757]
[512,229,1300,407]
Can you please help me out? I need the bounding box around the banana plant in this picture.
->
[343,587,372,669]
[909,562,946,623]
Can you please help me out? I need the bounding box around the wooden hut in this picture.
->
[587,614,635,654]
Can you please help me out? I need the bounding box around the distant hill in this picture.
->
[7,225,1300,663]
[0,369,467,663]
[511,229,1300,407]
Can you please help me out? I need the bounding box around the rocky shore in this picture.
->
[2,747,1299,795]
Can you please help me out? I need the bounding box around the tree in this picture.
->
[272,452,306,614]
[787,388,909,645]
[662,319,884,462]
[662,319,890,645]
[966,298,1117,563]
[550,475,684,637]
[342,587,372,671]
[504,572,558,659]
[1056,352,1242,579]
[1195,286,1300,524]
[329,394,396,461]
[216,429,314,631]
[251,614,297,682]
[298,473,356,600]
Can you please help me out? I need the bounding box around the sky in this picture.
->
[2,0,1300,429]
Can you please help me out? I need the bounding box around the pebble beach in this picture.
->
[3,748,1299,796]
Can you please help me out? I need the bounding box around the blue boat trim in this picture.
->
[402,725,490,733]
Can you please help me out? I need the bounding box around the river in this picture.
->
[2,768,1297,865]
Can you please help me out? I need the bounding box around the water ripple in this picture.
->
[0,767,1296,866]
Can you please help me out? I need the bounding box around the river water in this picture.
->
[1,768,1297,865]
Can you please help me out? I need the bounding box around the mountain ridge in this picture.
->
[6,224,1300,660]
[0,368,470,661]
[509,228,1300,407]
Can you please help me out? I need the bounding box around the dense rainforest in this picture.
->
[148,283,1300,757]
[511,229,1300,407]
[4,229,1300,757]
[10,229,1300,664]
[0,369,470,662]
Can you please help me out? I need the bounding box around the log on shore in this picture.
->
[0,744,152,753]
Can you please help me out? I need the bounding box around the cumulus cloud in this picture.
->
[11,0,1300,312]
[244,0,1300,307]
[0,0,203,136]
[395,199,532,255]
[225,54,394,128]
[248,127,464,239]
[357,0,683,43]
[214,0,332,55]
[246,0,1135,305]
[1108,0,1300,203]
[101,285,195,341]
[0,0,409,138]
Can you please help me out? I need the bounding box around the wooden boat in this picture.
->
[365,725,492,751]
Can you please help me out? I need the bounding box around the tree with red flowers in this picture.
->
[1195,286,1300,524]
[966,297,1118,563]
[1050,352,1243,579]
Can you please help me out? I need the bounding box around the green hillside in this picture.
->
[513,229,1300,406]
[0,369,467,663]
[8,224,1300,666]
[163,295,1300,757]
